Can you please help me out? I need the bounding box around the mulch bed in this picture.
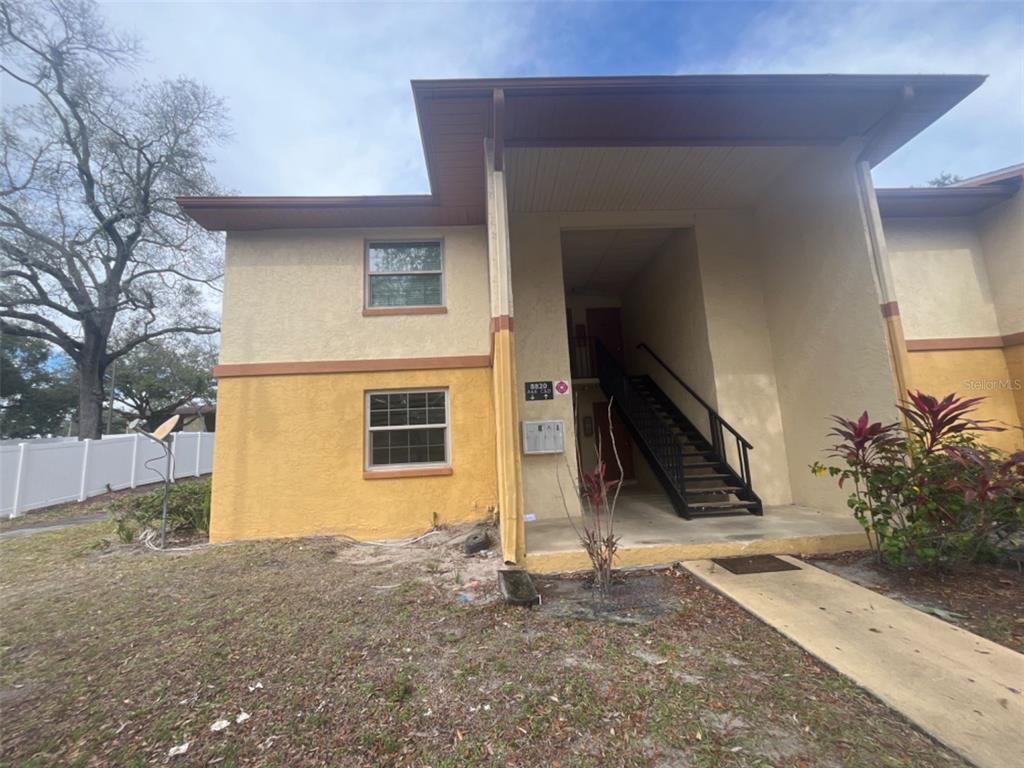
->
[808,551,1024,653]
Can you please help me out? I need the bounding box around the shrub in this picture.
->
[110,478,212,543]
[811,391,1024,568]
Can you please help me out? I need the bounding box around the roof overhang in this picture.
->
[954,162,1024,188]
[177,195,483,231]
[180,74,986,231]
[876,181,1019,218]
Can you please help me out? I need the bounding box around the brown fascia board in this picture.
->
[954,162,1024,188]
[181,73,987,231]
[411,73,986,183]
[176,194,487,231]
[410,73,986,98]
[875,184,1017,218]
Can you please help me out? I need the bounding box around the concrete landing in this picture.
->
[684,556,1024,768]
[524,494,866,573]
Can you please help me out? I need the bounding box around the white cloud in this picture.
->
[94,1,1022,193]
[703,1,1024,185]
[100,1,543,195]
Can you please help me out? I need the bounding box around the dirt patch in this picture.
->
[536,570,679,625]
[808,551,1024,652]
[0,521,969,767]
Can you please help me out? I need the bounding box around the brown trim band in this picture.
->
[907,336,1005,352]
[490,315,513,333]
[1004,330,1024,347]
[363,466,453,480]
[880,301,900,318]
[214,355,491,379]
[363,306,447,317]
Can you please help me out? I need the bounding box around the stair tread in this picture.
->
[687,500,759,510]
[685,486,743,494]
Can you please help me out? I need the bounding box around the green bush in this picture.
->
[811,392,1024,568]
[110,478,212,543]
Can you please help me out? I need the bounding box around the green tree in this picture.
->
[0,0,226,439]
[0,332,77,437]
[927,172,963,187]
[112,337,215,430]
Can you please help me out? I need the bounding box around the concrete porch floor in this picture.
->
[524,490,868,573]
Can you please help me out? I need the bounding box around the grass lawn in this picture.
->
[0,479,209,534]
[0,521,967,767]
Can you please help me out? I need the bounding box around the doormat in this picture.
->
[711,555,801,575]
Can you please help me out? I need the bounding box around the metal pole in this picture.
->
[160,438,171,549]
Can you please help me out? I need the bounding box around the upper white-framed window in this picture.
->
[365,388,450,470]
[365,240,444,309]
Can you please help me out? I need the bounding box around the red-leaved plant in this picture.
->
[897,391,1000,454]
[557,398,623,598]
[812,391,1024,567]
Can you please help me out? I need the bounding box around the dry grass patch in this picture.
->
[0,522,968,767]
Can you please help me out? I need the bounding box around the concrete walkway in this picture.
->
[0,514,107,541]
[525,492,866,572]
[685,556,1024,768]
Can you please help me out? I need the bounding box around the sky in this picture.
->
[61,1,1024,194]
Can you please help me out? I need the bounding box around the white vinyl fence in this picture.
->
[1,432,215,518]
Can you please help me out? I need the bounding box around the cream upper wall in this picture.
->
[884,217,1002,339]
[754,142,899,513]
[509,213,581,521]
[219,226,491,364]
[692,210,793,505]
[622,228,719,434]
[977,189,1024,336]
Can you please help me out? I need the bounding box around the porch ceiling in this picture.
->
[561,227,676,295]
[506,145,805,212]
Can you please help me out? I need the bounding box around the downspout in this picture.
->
[856,88,914,408]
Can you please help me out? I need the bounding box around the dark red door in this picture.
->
[592,401,635,482]
[586,307,624,366]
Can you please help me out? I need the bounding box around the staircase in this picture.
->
[594,341,763,519]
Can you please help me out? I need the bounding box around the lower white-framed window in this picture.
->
[365,388,449,469]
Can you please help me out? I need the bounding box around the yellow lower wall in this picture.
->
[1005,342,1024,426]
[907,348,1024,453]
[210,368,498,543]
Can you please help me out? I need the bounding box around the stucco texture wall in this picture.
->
[754,143,899,513]
[220,226,491,364]
[977,190,1024,337]
[1005,342,1024,424]
[692,210,793,505]
[884,192,1023,442]
[885,217,1002,339]
[210,368,497,543]
[622,229,718,435]
[906,349,1023,453]
[508,213,581,520]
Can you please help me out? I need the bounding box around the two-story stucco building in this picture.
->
[179,75,1022,572]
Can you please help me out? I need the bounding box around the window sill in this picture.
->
[363,466,453,480]
[363,306,447,317]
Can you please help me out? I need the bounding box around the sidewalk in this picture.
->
[0,514,107,541]
[684,556,1024,768]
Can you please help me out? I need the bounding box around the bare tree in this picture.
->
[557,397,624,597]
[0,0,227,438]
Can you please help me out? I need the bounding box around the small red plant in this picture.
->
[826,411,901,471]
[946,446,1024,504]
[579,461,620,516]
[814,391,1022,567]
[898,391,1001,454]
